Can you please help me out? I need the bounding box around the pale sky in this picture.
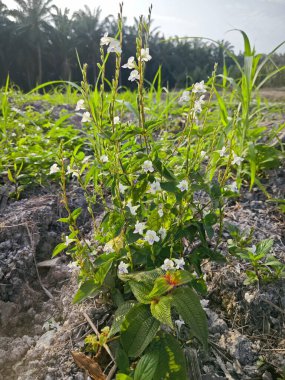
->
[6,0,285,53]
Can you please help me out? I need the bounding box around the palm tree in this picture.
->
[72,6,105,81]
[50,6,73,79]
[9,0,55,85]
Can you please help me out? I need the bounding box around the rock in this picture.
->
[219,330,256,365]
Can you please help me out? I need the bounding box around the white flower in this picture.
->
[134,221,146,235]
[65,236,74,246]
[148,180,161,194]
[49,163,60,174]
[177,180,188,192]
[175,318,185,331]
[232,153,244,166]
[142,160,154,173]
[226,181,238,193]
[100,155,109,163]
[118,261,129,274]
[103,242,114,254]
[244,291,255,303]
[161,258,175,271]
[113,116,120,125]
[192,80,206,94]
[11,132,16,137]
[127,201,140,215]
[67,261,80,271]
[100,32,111,46]
[158,227,167,240]
[75,99,85,111]
[249,245,256,254]
[107,40,122,54]
[200,150,208,160]
[128,70,140,82]
[66,165,79,178]
[193,95,205,113]
[174,258,185,270]
[122,56,136,69]
[218,146,227,157]
[158,209,164,217]
[178,91,190,104]
[82,155,92,164]
[144,230,160,245]
[81,111,91,123]
[139,48,152,62]
[119,183,128,194]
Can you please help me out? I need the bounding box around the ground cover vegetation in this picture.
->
[0,2,285,379]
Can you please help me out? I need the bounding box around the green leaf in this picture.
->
[109,300,137,337]
[173,286,208,350]
[116,345,130,373]
[151,296,173,328]
[119,268,164,283]
[152,332,187,380]
[129,281,153,304]
[116,374,133,380]
[160,181,178,193]
[153,155,176,181]
[256,239,274,256]
[120,304,160,358]
[72,279,99,304]
[134,350,159,380]
[147,277,173,299]
[52,242,67,257]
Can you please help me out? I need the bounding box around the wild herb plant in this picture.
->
[214,31,285,190]
[51,6,246,378]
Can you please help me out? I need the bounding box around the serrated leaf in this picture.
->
[147,277,173,299]
[109,301,137,337]
[151,295,173,328]
[120,304,160,358]
[256,239,274,256]
[129,280,153,304]
[173,286,208,350]
[119,268,163,283]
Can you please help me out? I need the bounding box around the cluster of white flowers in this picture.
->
[122,48,152,82]
[161,257,185,271]
[179,80,207,105]
[178,91,190,104]
[100,33,122,54]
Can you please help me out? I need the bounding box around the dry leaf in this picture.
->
[71,351,106,380]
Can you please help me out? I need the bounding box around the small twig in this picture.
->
[26,223,53,299]
[106,364,117,380]
[83,311,115,362]
[260,296,285,315]
[213,351,235,380]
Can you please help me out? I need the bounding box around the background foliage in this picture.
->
[1,0,285,91]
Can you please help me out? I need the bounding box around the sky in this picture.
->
[6,0,285,53]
